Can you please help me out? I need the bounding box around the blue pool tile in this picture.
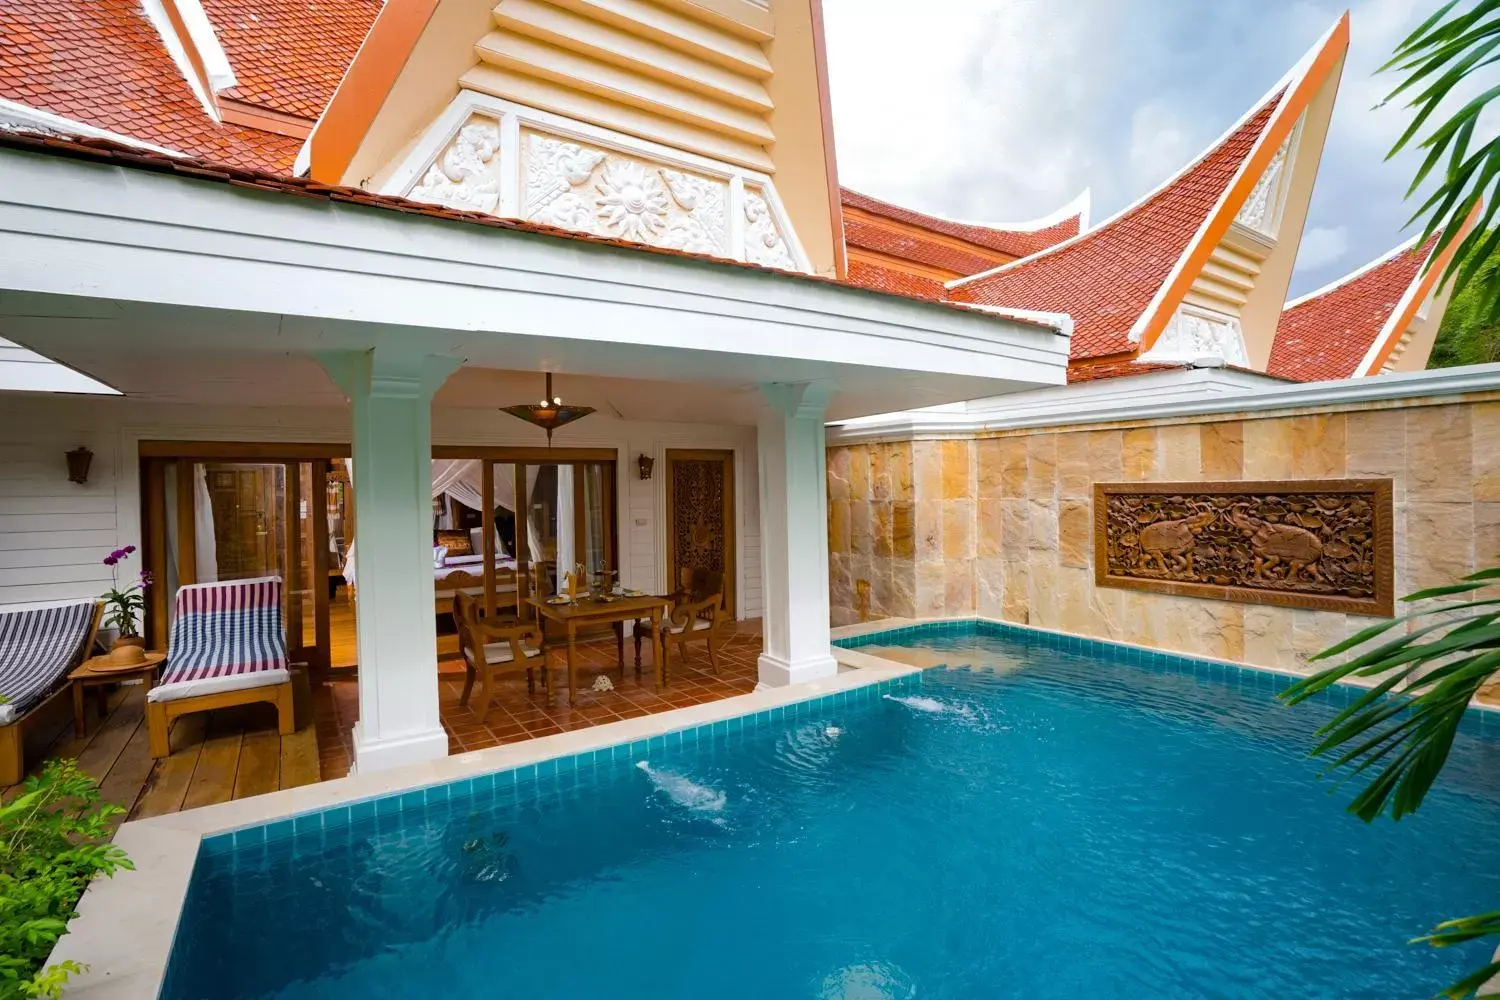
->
[264,818,294,844]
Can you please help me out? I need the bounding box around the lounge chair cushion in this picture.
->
[463,642,541,667]
[0,599,96,724]
[149,577,289,705]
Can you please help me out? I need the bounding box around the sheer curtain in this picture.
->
[554,465,574,594]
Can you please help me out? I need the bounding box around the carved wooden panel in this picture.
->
[666,450,735,615]
[1093,480,1394,616]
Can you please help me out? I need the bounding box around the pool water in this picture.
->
[165,626,1500,999]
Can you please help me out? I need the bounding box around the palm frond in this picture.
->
[1380,0,1500,320]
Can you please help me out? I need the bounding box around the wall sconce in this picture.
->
[65,446,93,485]
[637,454,655,481]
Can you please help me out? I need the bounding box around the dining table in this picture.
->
[527,592,672,705]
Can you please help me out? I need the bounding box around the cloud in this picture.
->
[821,0,1461,297]
[1297,226,1350,270]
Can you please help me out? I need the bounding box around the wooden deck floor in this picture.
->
[7,621,764,821]
[8,674,324,821]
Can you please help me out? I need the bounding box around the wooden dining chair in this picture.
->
[452,590,547,723]
[659,569,728,678]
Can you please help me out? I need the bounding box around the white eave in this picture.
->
[0,337,120,395]
[0,141,1074,419]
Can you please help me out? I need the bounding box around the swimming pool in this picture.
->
[163,621,1500,999]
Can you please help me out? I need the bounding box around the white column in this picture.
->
[321,347,461,773]
[757,381,838,686]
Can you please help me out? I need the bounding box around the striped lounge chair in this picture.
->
[146,577,295,758]
[0,599,103,784]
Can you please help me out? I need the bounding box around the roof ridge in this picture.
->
[842,186,1090,236]
[1283,233,1424,308]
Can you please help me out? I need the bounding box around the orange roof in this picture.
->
[0,0,302,172]
[841,187,1085,261]
[947,99,1279,361]
[1268,236,1437,382]
[202,0,379,121]
[845,259,948,300]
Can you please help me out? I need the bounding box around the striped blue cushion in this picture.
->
[0,601,96,720]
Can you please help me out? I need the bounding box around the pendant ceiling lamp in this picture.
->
[501,372,594,444]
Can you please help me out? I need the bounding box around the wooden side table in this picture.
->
[69,652,166,737]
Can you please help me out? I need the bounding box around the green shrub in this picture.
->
[0,760,132,999]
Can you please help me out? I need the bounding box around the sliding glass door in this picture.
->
[142,449,337,679]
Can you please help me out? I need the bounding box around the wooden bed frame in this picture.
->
[0,602,104,786]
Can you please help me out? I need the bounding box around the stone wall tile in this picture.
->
[870,443,891,502]
[916,499,943,563]
[1027,555,1059,628]
[977,500,1003,558]
[1346,409,1406,500]
[850,499,872,556]
[1123,427,1156,481]
[913,441,943,504]
[1476,402,1500,502]
[976,557,1005,618]
[1000,500,1030,557]
[888,441,914,502]
[827,447,850,501]
[1087,429,1124,482]
[915,561,945,617]
[998,437,1029,498]
[1409,405,1472,503]
[942,500,975,560]
[941,439,972,500]
[976,438,1005,500]
[1028,499,1058,552]
[1058,499,1092,568]
[1156,424,1201,480]
[1243,605,1295,670]
[872,501,894,559]
[828,499,850,554]
[848,444,870,502]
[1026,434,1057,499]
[1056,432,1092,498]
[1199,421,1244,480]
[892,502,915,560]
[945,560,975,615]
[1406,501,1474,592]
[1000,556,1029,623]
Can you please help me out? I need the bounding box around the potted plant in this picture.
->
[100,546,150,665]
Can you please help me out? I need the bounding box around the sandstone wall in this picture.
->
[827,394,1500,673]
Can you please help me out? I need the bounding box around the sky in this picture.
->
[822,0,1459,297]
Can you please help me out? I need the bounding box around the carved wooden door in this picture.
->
[665,450,735,616]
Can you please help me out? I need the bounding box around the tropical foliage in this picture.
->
[1280,567,1500,998]
[0,760,132,1000]
[1382,0,1500,321]
[1430,240,1500,367]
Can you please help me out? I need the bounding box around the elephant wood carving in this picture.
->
[1094,480,1394,617]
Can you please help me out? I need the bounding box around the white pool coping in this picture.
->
[47,648,920,999]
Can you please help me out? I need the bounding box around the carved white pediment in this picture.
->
[1235,119,1301,238]
[382,92,807,272]
[1141,305,1250,367]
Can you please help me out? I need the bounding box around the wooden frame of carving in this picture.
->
[1093,479,1395,617]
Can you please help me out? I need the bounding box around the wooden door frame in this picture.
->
[664,449,736,616]
[140,452,332,679]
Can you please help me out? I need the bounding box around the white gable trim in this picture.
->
[378,90,811,273]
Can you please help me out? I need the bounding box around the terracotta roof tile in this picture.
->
[1268,236,1436,382]
[0,129,1065,338]
[845,259,947,300]
[843,216,1007,278]
[948,99,1279,362]
[203,0,379,120]
[841,188,1083,260]
[0,0,302,172]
